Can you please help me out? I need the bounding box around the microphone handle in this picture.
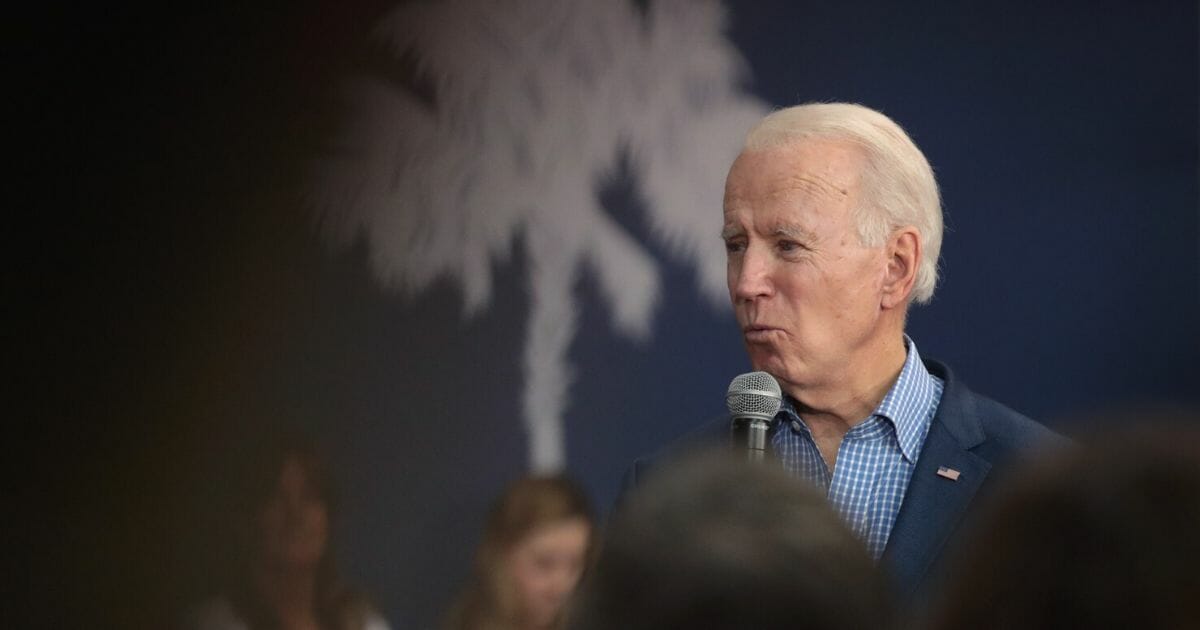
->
[730,416,770,463]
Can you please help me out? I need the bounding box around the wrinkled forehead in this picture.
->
[723,140,866,218]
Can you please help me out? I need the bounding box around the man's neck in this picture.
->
[785,332,908,468]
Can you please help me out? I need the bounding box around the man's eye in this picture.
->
[724,240,745,253]
[778,240,800,252]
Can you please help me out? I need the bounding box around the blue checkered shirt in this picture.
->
[771,337,944,559]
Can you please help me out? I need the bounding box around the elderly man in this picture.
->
[624,103,1061,605]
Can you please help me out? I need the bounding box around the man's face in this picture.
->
[722,139,890,393]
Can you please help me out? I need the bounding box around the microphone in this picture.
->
[726,371,782,462]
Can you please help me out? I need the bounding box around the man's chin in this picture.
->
[746,353,805,386]
[745,350,781,377]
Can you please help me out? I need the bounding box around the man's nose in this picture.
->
[732,246,772,302]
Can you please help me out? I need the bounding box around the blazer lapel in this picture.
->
[883,360,991,599]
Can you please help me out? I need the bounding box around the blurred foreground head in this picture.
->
[931,420,1200,629]
[571,453,892,630]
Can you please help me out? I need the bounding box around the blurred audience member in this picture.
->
[929,420,1200,629]
[187,429,389,630]
[445,475,595,630]
[570,452,893,630]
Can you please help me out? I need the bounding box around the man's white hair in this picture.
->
[744,102,943,304]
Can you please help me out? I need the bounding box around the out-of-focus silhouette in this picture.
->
[570,451,894,630]
[928,418,1200,629]
[444,475,595,630]
[186,429,389,630]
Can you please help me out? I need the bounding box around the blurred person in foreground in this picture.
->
[573,452,893,630]
[444,475,595,630]
[928,419,1200,630]
[187,430,389,630]
[625,102,1064,605]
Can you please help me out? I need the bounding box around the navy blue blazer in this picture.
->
[622,358,1065,604]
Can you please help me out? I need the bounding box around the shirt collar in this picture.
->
[873,335,938,463]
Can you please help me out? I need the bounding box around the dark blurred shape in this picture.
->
[929,417,1200,630]
[186,427,389,630]
[570,451,894,630]
[445,474,595,630]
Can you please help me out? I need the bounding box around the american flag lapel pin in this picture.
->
[936,466,961,481]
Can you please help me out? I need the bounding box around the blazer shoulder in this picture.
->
[925,357,1068,461]
[955,381,1069,463]
[982,396,1062,441]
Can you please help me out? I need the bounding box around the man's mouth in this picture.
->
[742,324,779,342]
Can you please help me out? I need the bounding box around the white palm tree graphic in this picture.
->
[311,0,766,471]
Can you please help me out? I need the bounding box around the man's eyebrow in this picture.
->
[770,222,815,241]
[720,222,815,241]
[719,225,744,240]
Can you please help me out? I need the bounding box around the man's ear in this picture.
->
[881,227,920,310]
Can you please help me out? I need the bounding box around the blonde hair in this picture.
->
[445,475,595,630]
[745,103,943,304]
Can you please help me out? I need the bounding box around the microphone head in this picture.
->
[726,371,783,421]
